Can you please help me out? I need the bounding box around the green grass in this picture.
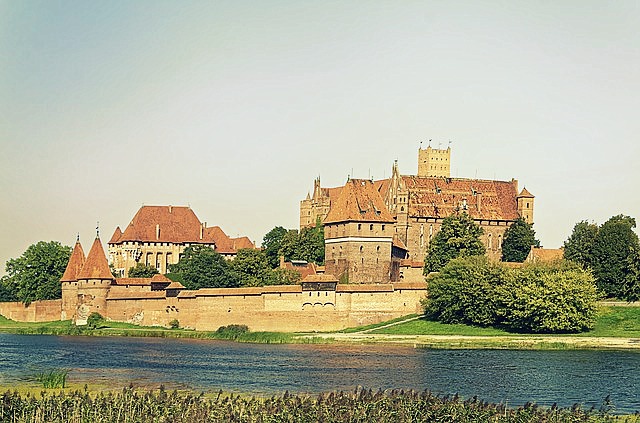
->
[370,317,510,336]
[337,314,419,333]
[34,369,68,388]
[576,306,640,338]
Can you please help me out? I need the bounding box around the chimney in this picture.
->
[200,223,204,240]
[476,192,482,212]
[156,224,160,240]
[169,205,172,213]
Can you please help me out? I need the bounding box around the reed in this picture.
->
[0,386,635,422]
[33,369,68,389]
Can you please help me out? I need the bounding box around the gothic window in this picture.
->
[358,224,361,231]
[488,233,493,250]
[420,224,424,248]
[429,224,433,240]
[498,235,503,249]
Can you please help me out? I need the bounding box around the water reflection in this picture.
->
[0,334,638,413]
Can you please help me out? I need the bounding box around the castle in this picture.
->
[108,205,255,277]
[300,146,534,283]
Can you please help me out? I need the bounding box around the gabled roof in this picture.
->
[150,274,173,283]
[324,179,395,224]
[77,237,114,280]
[108,227,123,244]
[401,176,520,221]
[204,226,256,254]
[109,206,215,245]
[61,240,86,282]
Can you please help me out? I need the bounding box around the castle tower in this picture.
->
[418,145,451,178]
[323,179,395,283]
[516,188,535,224]
[75,234,114,325]
[60,236,85,321]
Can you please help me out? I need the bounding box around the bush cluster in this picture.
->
[215,324,249,340]
[422,257,598,333]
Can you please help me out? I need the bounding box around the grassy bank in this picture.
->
[1,385,634,423]
[0,316,328,344]
[367,306,640,338]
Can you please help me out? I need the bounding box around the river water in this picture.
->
[0,334,638,413]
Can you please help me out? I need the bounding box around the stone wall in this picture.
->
[0,300,62,322]
[6,283,427,332]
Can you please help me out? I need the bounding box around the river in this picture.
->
[0,334,638,413]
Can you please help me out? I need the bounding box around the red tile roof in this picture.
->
[151,274,172,283]
[109,206,255,254]
[112,278,151,286]
[281,261,318,279]
[109,206,215,245]
[324,179,395,224]
[401,176,520,221]
[61,240,86,282]
[301,274,338,283]
[77,237,114,280]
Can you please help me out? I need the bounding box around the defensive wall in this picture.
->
[0,299,62,323]
[2,284,427,332]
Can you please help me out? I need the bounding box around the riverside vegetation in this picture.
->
[1,386,637,423]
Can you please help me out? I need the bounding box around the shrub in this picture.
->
[169,319,180,329]
[501,261,598,333]
[215,324,249,339]
[422,256,506,326]
[86,312,104,329]
[422,258,598,333]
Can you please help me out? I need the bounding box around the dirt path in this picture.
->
[298,333,640,350]
[357,315,423,333]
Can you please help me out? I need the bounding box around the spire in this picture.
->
[60,237,86,282]
[77,236,114,280]
[518,187,535,198]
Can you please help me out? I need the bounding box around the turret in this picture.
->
[418,144,451,178]
[60,236,86,320]
[517,188,535,224]
[75,234,114,325]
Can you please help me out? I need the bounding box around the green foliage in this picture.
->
[34,369,68,389]
[422,257,598,333]
[3,241,72,305]
[262,226,288,268]
[0,386,623,422]
[591,215,639,300]
[215,324,249,340]
[563,215,640,301]
[277,221,325,265]
[230,248,272,286]
[169,245,240,289]
[501,217,540,262]
[0,276,17,302]
[127,263,159,278]
[563,220,599,268]
[423,256,506,326]
[169,319,180,329]
[500,261,598,333]
[269,267,301,285]
[86,312,104,329]
[424,213,485,274]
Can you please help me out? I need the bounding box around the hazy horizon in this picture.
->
[1,1,638,271]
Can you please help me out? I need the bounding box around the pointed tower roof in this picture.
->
[77,236,114,280]
[60,238,86,282]
[518,187,535,198]
[109,226,123,244]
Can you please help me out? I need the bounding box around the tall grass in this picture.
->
[34,369,68,389]
[0,386,634,423]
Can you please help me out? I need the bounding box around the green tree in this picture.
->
[169,245,239,290]
[501,217,540,262]
[270,267,302,285]
[423,213,485,274]
[590,215,639,299]
[262,226,288,269]
[127,263,159,278]
[563,220,599,269]
[297,222,325,265]
[0,276,17,302]
[230,248,273,286]
[4,241,72,305]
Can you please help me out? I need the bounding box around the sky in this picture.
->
[1,1,639,271]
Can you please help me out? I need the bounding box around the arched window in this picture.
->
[369,224,374,231]
[488,233,493,250]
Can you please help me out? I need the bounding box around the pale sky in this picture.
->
[1,1,639,272]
